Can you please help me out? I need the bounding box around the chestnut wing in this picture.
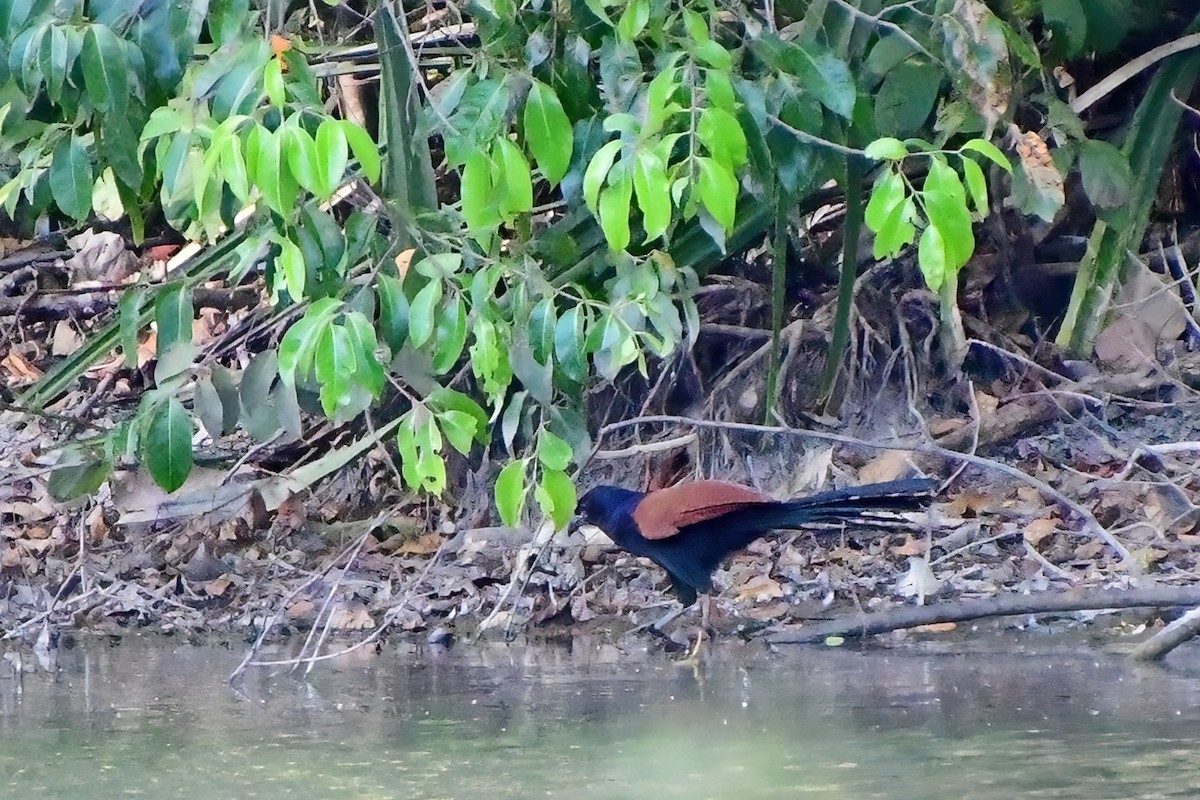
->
[632,480,774,540]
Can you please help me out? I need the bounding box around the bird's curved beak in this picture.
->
[567,513,585,535]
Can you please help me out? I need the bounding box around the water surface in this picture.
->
[3,635,1199,798]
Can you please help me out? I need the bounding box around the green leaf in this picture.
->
[284,122,322,196]
[598,172,633,251]
[873,196,917,259]
[264,56,285,107]
[40,24,67,103]
[154,282,193,352]
[278,297,339,384]
[917,222,947,291]
[616,0,650,41]
[554,304,588,384]
[315,118,349,197]
[523,80,573,186]
[438,410,478,455]
[220,134,249,201]
[495,136,533,216]
[960,138,1011,172]
[1041,0,1087,58]
[340,119,381,184]
[961,157,989,214]
[377,274,409,352]
[693,39,731,71]
[144,398,193,492]
[528,296,556,365]
[278,235,306,300]
[48,449,113,502]
[537,430,573,471]
[874,59,941,136]
[426,388,489,445]
[583,139,622,212]
[1078,138,1132,211]
[409,279,442,348]
[194,373,225,439]
[460,149,500,238]
[432,293,468,374]
[633,149,671,242]
[864,137,908,161]
[49,135,92,221]
[752,35,856,119]
[922,159,974,269]
[495,459,528,527]
[117,284,147,367]
[535,469,577,530]
[315,322,356,417]
[695,157,738,232]
[82,24,128,115]
[697,107,747,169]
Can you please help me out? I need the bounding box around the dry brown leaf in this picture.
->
[1,350,42,385]
[333,606,375,630]
[912,622,957,633]
[1024,517,1059,546]
[286,599,315,619]
[734,574,785,602]
[205,576,233,597]
[973,389,999,417]
[858,450,912,484]
[51,321,83,356]
[396,248,416,276]
[893,536,927,557]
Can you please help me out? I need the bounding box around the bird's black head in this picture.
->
[572,484,645,536]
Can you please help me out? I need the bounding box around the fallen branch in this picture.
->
[766,585,1200,644]
[1130,604,1200,661]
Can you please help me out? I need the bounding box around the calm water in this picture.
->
[3,635,1200,798]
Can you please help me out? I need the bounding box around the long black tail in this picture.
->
[657,477,939,601]
[776,477,939,526]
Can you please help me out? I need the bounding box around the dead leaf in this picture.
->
[396,248,416,276]
[858,450,912,484]
[893,536,927,557]
[1024,517,1059,546]
[896,556,942,598]
[51,321,82,356]
[734,574,785,602]
[204,576,233,597]
[912,622,957,633]
[332,606,374,630]
[286,599,315,620]
[1,350,43,385]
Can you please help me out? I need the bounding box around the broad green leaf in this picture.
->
[48,448,112,502]
[536,469,576,529]
[554,304,588,384]
[211,364,241,433]
[922,159,973,269]
[583,139,622,212]
[697,107,747,169]
[495,136,533,216]
[874,59,941,136]
[537,430,573,471]
[340,119,381,184]
[528,296,556,365]
[495,459,528,527]
[873,196,917,259]
[1078,138,1132,211]
[616,0,650,41]
[264,56,285,107]
[154,282,193,352]
[144,398,193,492]
[278,235,306,299]
[917,222,947,291]
[220,134,249,201]
[49,135,92,221]
[864,137,908,161]
[81,22,126,113]
[633,149,670,242]
[40,24,68,103]
[376,274,409,352]
[598,172,633,251]
[315,118,349,197]
[343,310,386,396]
[432,293,468,374]
[523,80,573,186]
[460,149,499,237]
[1041,0,1087,57]
[278,297,339,384]
[960,138,1011,171]
[284,122,322,195]
[409,279,442,348]
[752,35,856,119]
[315,322,356,417]
[426,387,489,445]
[194,373,225,439]
[961,157,989,214]
[438,410,478,455]
[865,170,908,232]
[117,284,147,367]
[695,157,738,232]
[693,39,731,71]
[705,69,735,112]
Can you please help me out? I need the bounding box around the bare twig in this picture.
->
[768,585,1200,644]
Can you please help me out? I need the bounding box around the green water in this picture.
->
[3,636,1200,798]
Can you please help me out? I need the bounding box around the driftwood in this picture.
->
[767,586,1200,646]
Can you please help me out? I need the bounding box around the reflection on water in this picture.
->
[3,635,1200,798]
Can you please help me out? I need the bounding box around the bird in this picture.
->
[572,476,939,636]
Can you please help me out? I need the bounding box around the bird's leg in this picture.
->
[631,602,686,634]
[681,596,711,663]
